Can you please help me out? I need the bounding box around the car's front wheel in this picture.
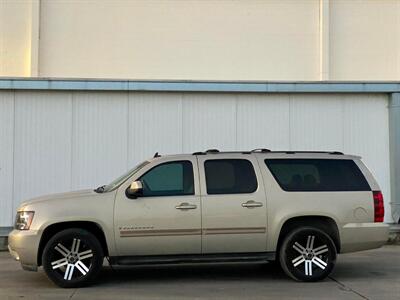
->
[42,228,104,288]
[279,226,337,282]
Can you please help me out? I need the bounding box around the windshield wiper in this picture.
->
[94,185,106,193]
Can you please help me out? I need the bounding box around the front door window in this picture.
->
[140,161,194,197]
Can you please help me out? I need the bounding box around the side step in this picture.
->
[110,252,276,266]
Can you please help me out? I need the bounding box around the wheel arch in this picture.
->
[37,221,109,266]
[275,215,341,255]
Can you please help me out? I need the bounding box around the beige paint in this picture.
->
[114,155,202,256]
[0,0,32,76]
[330,0,400,80]
[8,152,388,271]
[0,0,399,80]
[319,0,330,80]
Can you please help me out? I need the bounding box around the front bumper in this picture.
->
[8,229,40,271]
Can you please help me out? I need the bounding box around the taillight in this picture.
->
[373,191,384,222]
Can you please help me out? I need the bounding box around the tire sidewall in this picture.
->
[279,227,337,282]
[42,228,104,288]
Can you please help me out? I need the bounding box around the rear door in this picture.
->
[197,154,267,253]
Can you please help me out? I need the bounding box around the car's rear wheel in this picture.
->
[279,226,337,282]
[42,228,104,288]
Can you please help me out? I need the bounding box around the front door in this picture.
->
[197,155,268,253]
[114,157,201,256]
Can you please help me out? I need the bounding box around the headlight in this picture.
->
[14,211,35,230]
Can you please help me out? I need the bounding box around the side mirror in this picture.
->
[125,180,143,199]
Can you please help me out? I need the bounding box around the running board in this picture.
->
[110,252,276,266]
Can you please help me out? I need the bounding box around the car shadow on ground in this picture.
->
[95,262,287,286]
[22,256,396,288]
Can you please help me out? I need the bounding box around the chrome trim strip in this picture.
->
[120,227,266,237]
[120,229,201,237]
[203,227,266,235]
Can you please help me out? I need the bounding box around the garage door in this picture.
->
[0,91,391,226]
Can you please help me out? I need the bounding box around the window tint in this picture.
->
[139,161,194,196]
[265,159,370,192]
[205,159,258,194]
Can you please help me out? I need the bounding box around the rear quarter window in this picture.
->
[265,159,370,192]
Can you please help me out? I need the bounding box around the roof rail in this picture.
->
[191,149,344,156]
[272,151,343,155]
[192,151,205,155]
[205,149,220,153]
[251,148,271,153]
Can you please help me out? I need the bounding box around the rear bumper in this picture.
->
[340,222,389,253]
[8,229,40,271]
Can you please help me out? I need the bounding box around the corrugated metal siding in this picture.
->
[13,92,73,214]
[72,92,128,189]
[290,95,344,150]
[342,94,391,221]
[0,91,392,225]
[237,94,290,149]
[182,94,236,152]
[0,92,14,226]
[128,93,183,164]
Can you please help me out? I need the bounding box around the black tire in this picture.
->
[279,226,337,282]
[42,228,104,288]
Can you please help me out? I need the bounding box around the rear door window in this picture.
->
[265,159,370,192]
[204,159,258,194]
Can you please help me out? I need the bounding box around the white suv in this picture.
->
[8,149,389,287]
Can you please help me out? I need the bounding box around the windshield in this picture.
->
[96,160,150,193]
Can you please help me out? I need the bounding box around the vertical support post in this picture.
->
[319,0,330,81]
[389,93,400,223]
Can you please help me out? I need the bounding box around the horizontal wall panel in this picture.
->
[13,91,72,211]
[0,90,393,225]
[182,94,236,152]
[290,94,344,151]
[0,92,14,226]
[343,94,391,220]
[236,94,290,150]
[330,0,400,80]
[39,0,319,80]
[128,93,183,165]
[72,92,129,189]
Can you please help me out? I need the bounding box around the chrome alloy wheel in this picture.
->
[50,238,94,281]
[279,227,337,282]
[43,228,104,288]
[291,235,329,276]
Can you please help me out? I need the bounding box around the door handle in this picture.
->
[175,203,197,210]
[242,200,263,208]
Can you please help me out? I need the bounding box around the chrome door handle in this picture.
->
[242,200,263,208]
[175,203,197,210]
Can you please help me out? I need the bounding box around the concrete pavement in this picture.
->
[0,246,399,300]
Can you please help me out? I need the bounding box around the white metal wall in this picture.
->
[0,91,391,226]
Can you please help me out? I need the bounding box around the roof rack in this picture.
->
[272,151,343,155]
[192,151,205,155]
[191,149,344,155]
[193,148,260,155]
[205,149,220,153]
[251,148,271,153]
